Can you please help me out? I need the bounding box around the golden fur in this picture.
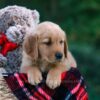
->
[20,21,77,89]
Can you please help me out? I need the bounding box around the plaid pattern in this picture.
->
[3,68,88,100]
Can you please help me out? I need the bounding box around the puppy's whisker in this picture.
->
[42,58,56,64]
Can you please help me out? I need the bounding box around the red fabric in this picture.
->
[4,68,88,100]
[0,33,18,56]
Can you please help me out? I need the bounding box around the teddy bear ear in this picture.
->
[32,10,40,24]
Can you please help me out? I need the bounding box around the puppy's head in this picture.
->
[23,21,68,63]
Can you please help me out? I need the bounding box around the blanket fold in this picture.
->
[3,68,88,100]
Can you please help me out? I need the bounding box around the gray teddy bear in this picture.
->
[0,5,40,73]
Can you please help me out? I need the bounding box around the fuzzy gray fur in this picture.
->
[0,5,40,72]
[0,5,39,44]
[0,5,40,99]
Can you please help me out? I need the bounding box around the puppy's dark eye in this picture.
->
[44,41,52,46]
[60,40,64,44]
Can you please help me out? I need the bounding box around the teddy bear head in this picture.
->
[0,5,40,44]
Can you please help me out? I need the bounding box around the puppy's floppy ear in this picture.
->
[64,34,68,58]
[23,34,38,61]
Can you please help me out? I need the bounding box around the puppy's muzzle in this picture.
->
[55,52,63,60]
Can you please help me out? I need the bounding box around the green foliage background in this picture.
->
[0,0,100,99]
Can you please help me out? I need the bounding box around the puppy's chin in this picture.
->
[43,57,64,64]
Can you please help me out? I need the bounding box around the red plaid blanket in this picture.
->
[3,68,88,100]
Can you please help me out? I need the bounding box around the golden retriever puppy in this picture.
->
[20,21,77,89]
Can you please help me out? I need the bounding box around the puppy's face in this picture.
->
[24,22,67,64]
[38,31,66,63]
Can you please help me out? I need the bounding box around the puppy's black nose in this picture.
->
[55,52,63,60]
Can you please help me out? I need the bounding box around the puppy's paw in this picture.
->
[46,70,61,89]
[27,67,42,85]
